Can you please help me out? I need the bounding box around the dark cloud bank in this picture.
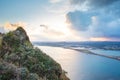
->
[70,0,119,8]
[67,0,120,40]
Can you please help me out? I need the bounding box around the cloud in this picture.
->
[70,0,120,17]
[0,22,26,33]
[90,37,110,41]
[69,0,120,18]
[46,0,70,14]
[105,1,120,17]
[64,0,120,41]
[38,25,86,41]
[49,0,63,3]
[66,9,120,41]
[66,11,92,31]
[89,15,120,38]
[70,0,119,8]
[40,24,48,29]
[4,22,26,32]
[28,24,65,41]
[43,29,64,36]
[40,24,64,36]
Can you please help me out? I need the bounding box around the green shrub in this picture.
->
[28,73,40,80]
[18,68,29,80]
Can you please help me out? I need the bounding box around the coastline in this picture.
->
[36,45,120,61]
[37,45,120,80]
[65,47,120,61]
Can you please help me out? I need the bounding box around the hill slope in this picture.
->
[0,27,69,80]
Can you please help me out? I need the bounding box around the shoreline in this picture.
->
[63,47,120,61]
[37,45,120,61]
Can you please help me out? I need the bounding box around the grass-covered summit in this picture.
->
[0,27,69,80]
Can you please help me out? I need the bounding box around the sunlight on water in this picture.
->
[38,46,120,80]
[38,46,81,79]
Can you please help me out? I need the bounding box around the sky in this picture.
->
[0,0,120,41]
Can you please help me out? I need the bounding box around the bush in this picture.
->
[18,68,29,80]
[28,73,40,80]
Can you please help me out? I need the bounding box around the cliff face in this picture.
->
[0,27,69,80]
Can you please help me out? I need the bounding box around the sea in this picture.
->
[34,41,120,80]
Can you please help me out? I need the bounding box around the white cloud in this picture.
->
[26,24,66,41]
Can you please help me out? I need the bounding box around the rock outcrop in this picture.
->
[0,27,69,80]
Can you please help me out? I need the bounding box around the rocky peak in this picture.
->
[13,27,30,43]
[0,27,32,57]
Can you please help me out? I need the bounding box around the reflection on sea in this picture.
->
[38,46,120,80]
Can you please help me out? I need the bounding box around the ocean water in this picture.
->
[90,49,120,56]
[34,41,120,50]
[37,46,120,80]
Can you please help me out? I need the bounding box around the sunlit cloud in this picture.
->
[90,37,110,41]
[4,22,26,32]
[27,24,66,41]
[41,24,64,37]
[90,37,120,41]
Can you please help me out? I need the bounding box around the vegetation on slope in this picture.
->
[0,27,69,80]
